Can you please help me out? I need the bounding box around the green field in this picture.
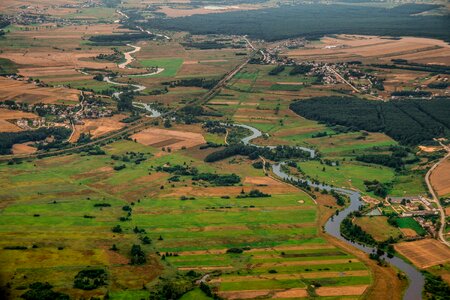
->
[0,135,371,299]
[0,57,18,75]
[297,160,395,195]
[270,83,305,91]
[139,58,184,77]
[65,7,117,21]
[354,216,402,242]
[49,79,120,93]
[396,217,427,235]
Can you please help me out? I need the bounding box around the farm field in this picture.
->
[396,218,427,236]
[0,77,80,105]
[354,216,402,242]
[430,157,450,197]
[0,108,40,132]
[286,35,450,65]
[205,63,431,201]
[0,0,449,299]
[0,133,374,299]
[69,114,128,143]
[139,58,184,78]
[395,239,450,269]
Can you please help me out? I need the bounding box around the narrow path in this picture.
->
[425,140,450,246]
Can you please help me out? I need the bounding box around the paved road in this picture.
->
[425,141,450,246]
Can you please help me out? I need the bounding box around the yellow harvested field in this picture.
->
[11,143,37,155]
[430,158,450,196]
[0,108,40,132]
[0,77,80,105]
[316,285,369,296]
[419,146,442,153]
[272,288,308,298]
[70,115,127,142]
[131,128,206,150]
[156,5,260,17]
[400,228,418,238]
[287,35,450,64]
[218,289,273,300]
[395,239,450,268]
[244,176,284,186]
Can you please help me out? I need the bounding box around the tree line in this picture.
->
[290,96,450,145]
[204,144,311,163]
[142,4,449,42]
[0,127,71,155]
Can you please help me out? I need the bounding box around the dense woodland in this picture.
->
[204,144,311,163]
[290,97,450,145]
[88,33,155,46]
[0,127,71,155]
[142,4,449,42]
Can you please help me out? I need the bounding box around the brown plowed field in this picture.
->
[0,108,40,132]
[131,128,206,150]
[395,239,450,268]
[316,285,369,296]
[0,77,80,105]
[11,143,37,154]
[430,158,450,196]
[70,114,127,142]
[287,35,450,65]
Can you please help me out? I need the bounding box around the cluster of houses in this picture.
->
[386,195,439,237]
[387,195,439,217]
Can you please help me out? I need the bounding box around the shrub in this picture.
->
[22,282,69,300]
[73,269,107,290]
[226,248,244,254]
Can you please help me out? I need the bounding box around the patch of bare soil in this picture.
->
[395,239,450,268]
[0,77,80,105]
[70,114,127,142]
[11,143,37,154]
[430,158,450,196]
[131,128,205,150]
[218,289,272,300]
[272,288,308,298]
[315,285,369,296]
[399,228,417,238]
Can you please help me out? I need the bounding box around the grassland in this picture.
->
[0,58,18,75]
[354,216,402,242]
[396,217,427,236]
[139,58,184,78]
[297,160,395,193]
[0,128,373,299]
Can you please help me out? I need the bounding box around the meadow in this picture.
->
[396,217,427,236]
[139,58,184,78]
[0,131,373,299]
[206,64,421,200]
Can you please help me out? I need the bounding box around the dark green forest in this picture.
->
[141,4,449,42]
[290,97,450,145]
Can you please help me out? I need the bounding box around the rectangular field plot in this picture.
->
[0,141,371,299]
[139,58,183,77]
[395,239,450,269]
[134,193,370,298]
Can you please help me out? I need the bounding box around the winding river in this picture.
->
[235,123,425,300]
[100,44,164,117]
[89,39,425,298]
